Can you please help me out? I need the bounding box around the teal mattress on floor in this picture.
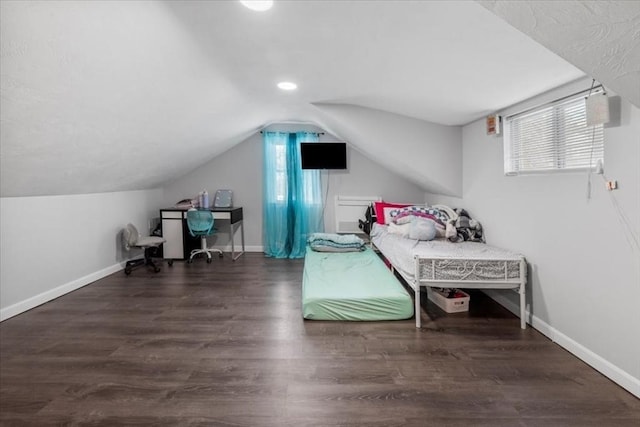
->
[302,246,413,321]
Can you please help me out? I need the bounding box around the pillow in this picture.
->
[388,222,411,237]
[409,217,437,241]
[374,201,413,225]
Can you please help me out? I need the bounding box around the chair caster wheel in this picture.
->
[154,267,161,273]
[124,267,132,275]
[218,253,224,258]
[207,258,212,264]
[187,259,193,264]
[167,259,173,266]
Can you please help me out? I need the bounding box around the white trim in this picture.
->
[0,262,125,321]
[484,290,640,398]
[211,245,263,253]
[1,247,267,321]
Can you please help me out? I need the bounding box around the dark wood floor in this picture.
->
[1,254,638,426]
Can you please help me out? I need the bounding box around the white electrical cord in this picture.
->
[599,171,640,253]
[586,125,598,200]
[583,79,639,253]
[586,79,598,200]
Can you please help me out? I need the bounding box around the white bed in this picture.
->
[370,223,527,329]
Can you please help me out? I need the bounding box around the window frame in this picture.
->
[503,89,605,176]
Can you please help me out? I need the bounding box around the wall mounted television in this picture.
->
[300,142,347,170]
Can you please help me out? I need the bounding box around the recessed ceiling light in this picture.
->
[240,1,273,11]
[277,81,297,91]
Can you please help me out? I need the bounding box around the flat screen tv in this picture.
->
[300,142,347,170]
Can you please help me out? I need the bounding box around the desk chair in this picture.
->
[122,223,167,275]
[186,209,223,263]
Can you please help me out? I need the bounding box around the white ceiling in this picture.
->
[1,1,636,197]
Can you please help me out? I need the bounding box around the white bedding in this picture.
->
[370,223,524,281]
[370,222,528,329]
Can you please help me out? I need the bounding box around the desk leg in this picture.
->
[240,220,245,254]
[230,222,235,260]
[231,220,245,261]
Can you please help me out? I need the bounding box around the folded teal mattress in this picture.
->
[302,246,413,321]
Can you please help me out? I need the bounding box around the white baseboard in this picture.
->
[0,262,125,322]
[212,245,264,253]
[0,248,266,321]
[483,290,640,398]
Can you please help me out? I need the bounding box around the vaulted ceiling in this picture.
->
[1,1,638,198]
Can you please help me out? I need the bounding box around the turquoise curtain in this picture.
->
[263,131,324,258]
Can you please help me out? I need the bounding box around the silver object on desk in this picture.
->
[214,189,233,208]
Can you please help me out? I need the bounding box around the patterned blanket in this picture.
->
[395,204,485,243]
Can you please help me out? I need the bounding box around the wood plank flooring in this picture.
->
[1,254,638,426]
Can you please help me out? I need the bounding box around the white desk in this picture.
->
[160,207,245,261]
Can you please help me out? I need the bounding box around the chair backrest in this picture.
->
[186,209,214,236]
[123,223,140,250]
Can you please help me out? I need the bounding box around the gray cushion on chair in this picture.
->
[136,235,166,248]
[123,223,165,250]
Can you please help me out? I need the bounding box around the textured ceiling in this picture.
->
[479,0,640,108]
[3,1,631,197]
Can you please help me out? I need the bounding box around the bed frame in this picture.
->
[334,195,381,233]
[375,247,527,329]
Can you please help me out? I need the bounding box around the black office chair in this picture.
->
[122,223,167,275]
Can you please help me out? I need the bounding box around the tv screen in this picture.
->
[300,142,347,170]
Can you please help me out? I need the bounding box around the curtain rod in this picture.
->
[505,84,604,120]
[259,131,325,135]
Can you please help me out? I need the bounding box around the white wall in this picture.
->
[430,80,639,396]
[0,189,164,320]
[314,104,463,197]
[322,144,428,233]
[161,125,426,249]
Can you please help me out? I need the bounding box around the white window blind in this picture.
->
[504,92,604,175]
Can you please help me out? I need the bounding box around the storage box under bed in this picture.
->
[427,288,470,313]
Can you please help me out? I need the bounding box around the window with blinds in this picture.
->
[504,91,604,175]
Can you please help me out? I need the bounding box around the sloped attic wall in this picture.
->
[478,1,640,109]
[313,104,463,197]
[1,1,464,200]
[0,0,256,198]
